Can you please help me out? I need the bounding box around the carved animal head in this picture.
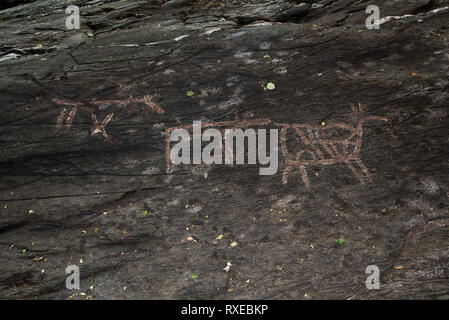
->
[351,103,388,125]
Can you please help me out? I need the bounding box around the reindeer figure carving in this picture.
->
[277,103,387,188]
[52,95,164,139]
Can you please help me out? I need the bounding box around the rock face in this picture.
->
[1,0,449,299]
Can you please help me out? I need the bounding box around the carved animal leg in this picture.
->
[299,165,310,188]
[355,158,373,183]
[57,107,77,129]
[346,160,367,184]
[91,113,114,140]
[57,108,66,128]
[282,165,293,184]
[143,95,165,114]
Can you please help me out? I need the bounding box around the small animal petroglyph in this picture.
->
[52,95,164,139]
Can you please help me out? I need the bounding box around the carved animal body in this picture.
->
[277,103,387,188]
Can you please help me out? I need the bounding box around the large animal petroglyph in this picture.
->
[277,103,387,188]
[165,104,387,188]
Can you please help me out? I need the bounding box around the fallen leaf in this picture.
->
[223,262,232,272]
[266,82,275,90]
[230,241,238,248]
[216,234,223,240]
[186,91,194,97]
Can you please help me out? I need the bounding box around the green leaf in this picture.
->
[186,91,194,97]
[263,54,270,59]
[33,256,44,262]
[190,274,198,279]
[216,234,223,240]
[230,241,238,248]
[87,31,94,37]
[335,238,345,245]
[266,82,275,90]
[141,210,149,217]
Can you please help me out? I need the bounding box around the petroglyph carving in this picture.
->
[56,106,77,129]
[165,104,387,188]
[91,113,114,140]
[277,103,387,188]
[52,95,164,139]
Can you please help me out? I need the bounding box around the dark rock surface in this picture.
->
[0,0,449,299]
